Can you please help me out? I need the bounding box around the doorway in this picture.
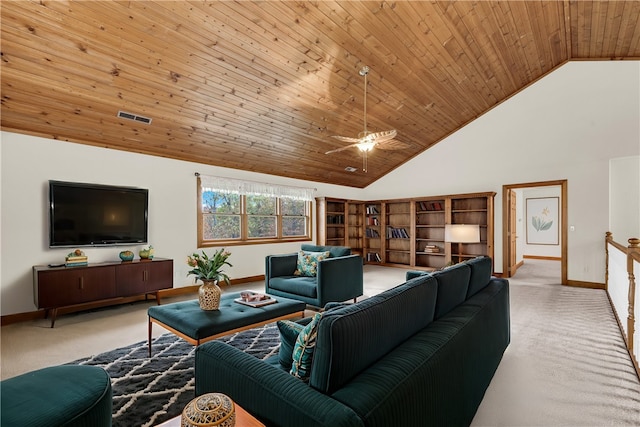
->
[502,180,568,285]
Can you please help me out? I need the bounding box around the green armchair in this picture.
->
[265,244,363,308]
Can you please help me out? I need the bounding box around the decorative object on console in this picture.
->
[139,245,155,260]
[119,250,134,262]
[181,392,236,427]
[187,249,232,310]
[65,249,87,266]
[445,224,480,263]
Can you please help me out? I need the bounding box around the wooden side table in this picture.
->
[155,403,264,427]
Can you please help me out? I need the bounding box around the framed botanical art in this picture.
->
[526,197,559,245]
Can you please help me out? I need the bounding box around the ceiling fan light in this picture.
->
[358,142,376,152]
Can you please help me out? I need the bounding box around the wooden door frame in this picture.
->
[502,180,568,285]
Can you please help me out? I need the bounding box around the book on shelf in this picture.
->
[423,245,440,253]
[327,215,345,224]
[366,252,382,262]
[387,227,409,238]
[367,217,379,226]
[366,228,380,238]
[366,205,379,214]
[234,291,277,307]
[419,201,444,211]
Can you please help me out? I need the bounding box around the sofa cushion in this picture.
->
[269,276,318,298]
[277,320,305,370]
[431,262,471,319]
[466,256,493,298]
[291,312,323,382]
[294,250,330,277]
[310,274,438,394]
[405,270,429,281]
[324,301,352,311]
[301,244,351,258]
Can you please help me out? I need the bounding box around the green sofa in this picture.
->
[265,244,364,308]
[195,256,510,427]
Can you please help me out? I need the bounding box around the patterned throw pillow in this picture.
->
[277,320,305,370]
[294,251,330,277]
[290,312,323,381]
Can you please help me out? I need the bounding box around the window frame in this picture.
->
[197,179,312,247]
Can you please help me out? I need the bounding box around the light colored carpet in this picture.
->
[472,259,640,426]
[2,260,639,426]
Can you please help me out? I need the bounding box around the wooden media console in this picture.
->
[33,258,173,327]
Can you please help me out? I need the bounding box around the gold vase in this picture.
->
[198,279,221,310]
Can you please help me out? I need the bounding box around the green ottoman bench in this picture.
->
[1,365,112,427]
[148,291,306,356]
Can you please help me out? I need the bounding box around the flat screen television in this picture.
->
[49,180,149,248]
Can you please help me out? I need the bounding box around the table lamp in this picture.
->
[445,224,480,263]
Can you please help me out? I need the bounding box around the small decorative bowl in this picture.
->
[139,246,154,260]
[182,393,236,426]
[119,251,134,262]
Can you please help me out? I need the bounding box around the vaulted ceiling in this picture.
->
[2,1,639,188]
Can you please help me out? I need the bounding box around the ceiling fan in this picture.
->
[326,66,406,172]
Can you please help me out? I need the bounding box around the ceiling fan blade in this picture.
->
[325,143,361,155]
[376,139,413,150]
[331,135,362,143]
[368,129,397,143]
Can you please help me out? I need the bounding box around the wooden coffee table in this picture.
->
[148,292,305,356]
[155,403,264,426]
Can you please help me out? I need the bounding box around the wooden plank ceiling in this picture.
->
[2,1,639,188]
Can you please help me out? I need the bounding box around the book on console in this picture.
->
[234,291,277,307]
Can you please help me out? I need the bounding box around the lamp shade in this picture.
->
[444,224,480,243]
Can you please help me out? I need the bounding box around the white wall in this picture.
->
[2,60,639,315]
[520,187,562,258]
[0,134,363,315]
[609,156,640,243]
[364,61,640,282]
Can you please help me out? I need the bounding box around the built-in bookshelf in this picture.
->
[316,192,495,270]
[450,195,492,263]
[347,202,364,256]
[385,201,412,266]
[415,198,447,270]
[316,197,346,247]
[364,203,382,263]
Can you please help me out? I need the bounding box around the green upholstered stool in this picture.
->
[1,365,112,427]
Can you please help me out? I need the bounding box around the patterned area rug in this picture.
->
[70,323,280,427]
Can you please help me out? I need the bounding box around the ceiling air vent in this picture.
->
[345,167,358,173]
[117,110,152,124]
